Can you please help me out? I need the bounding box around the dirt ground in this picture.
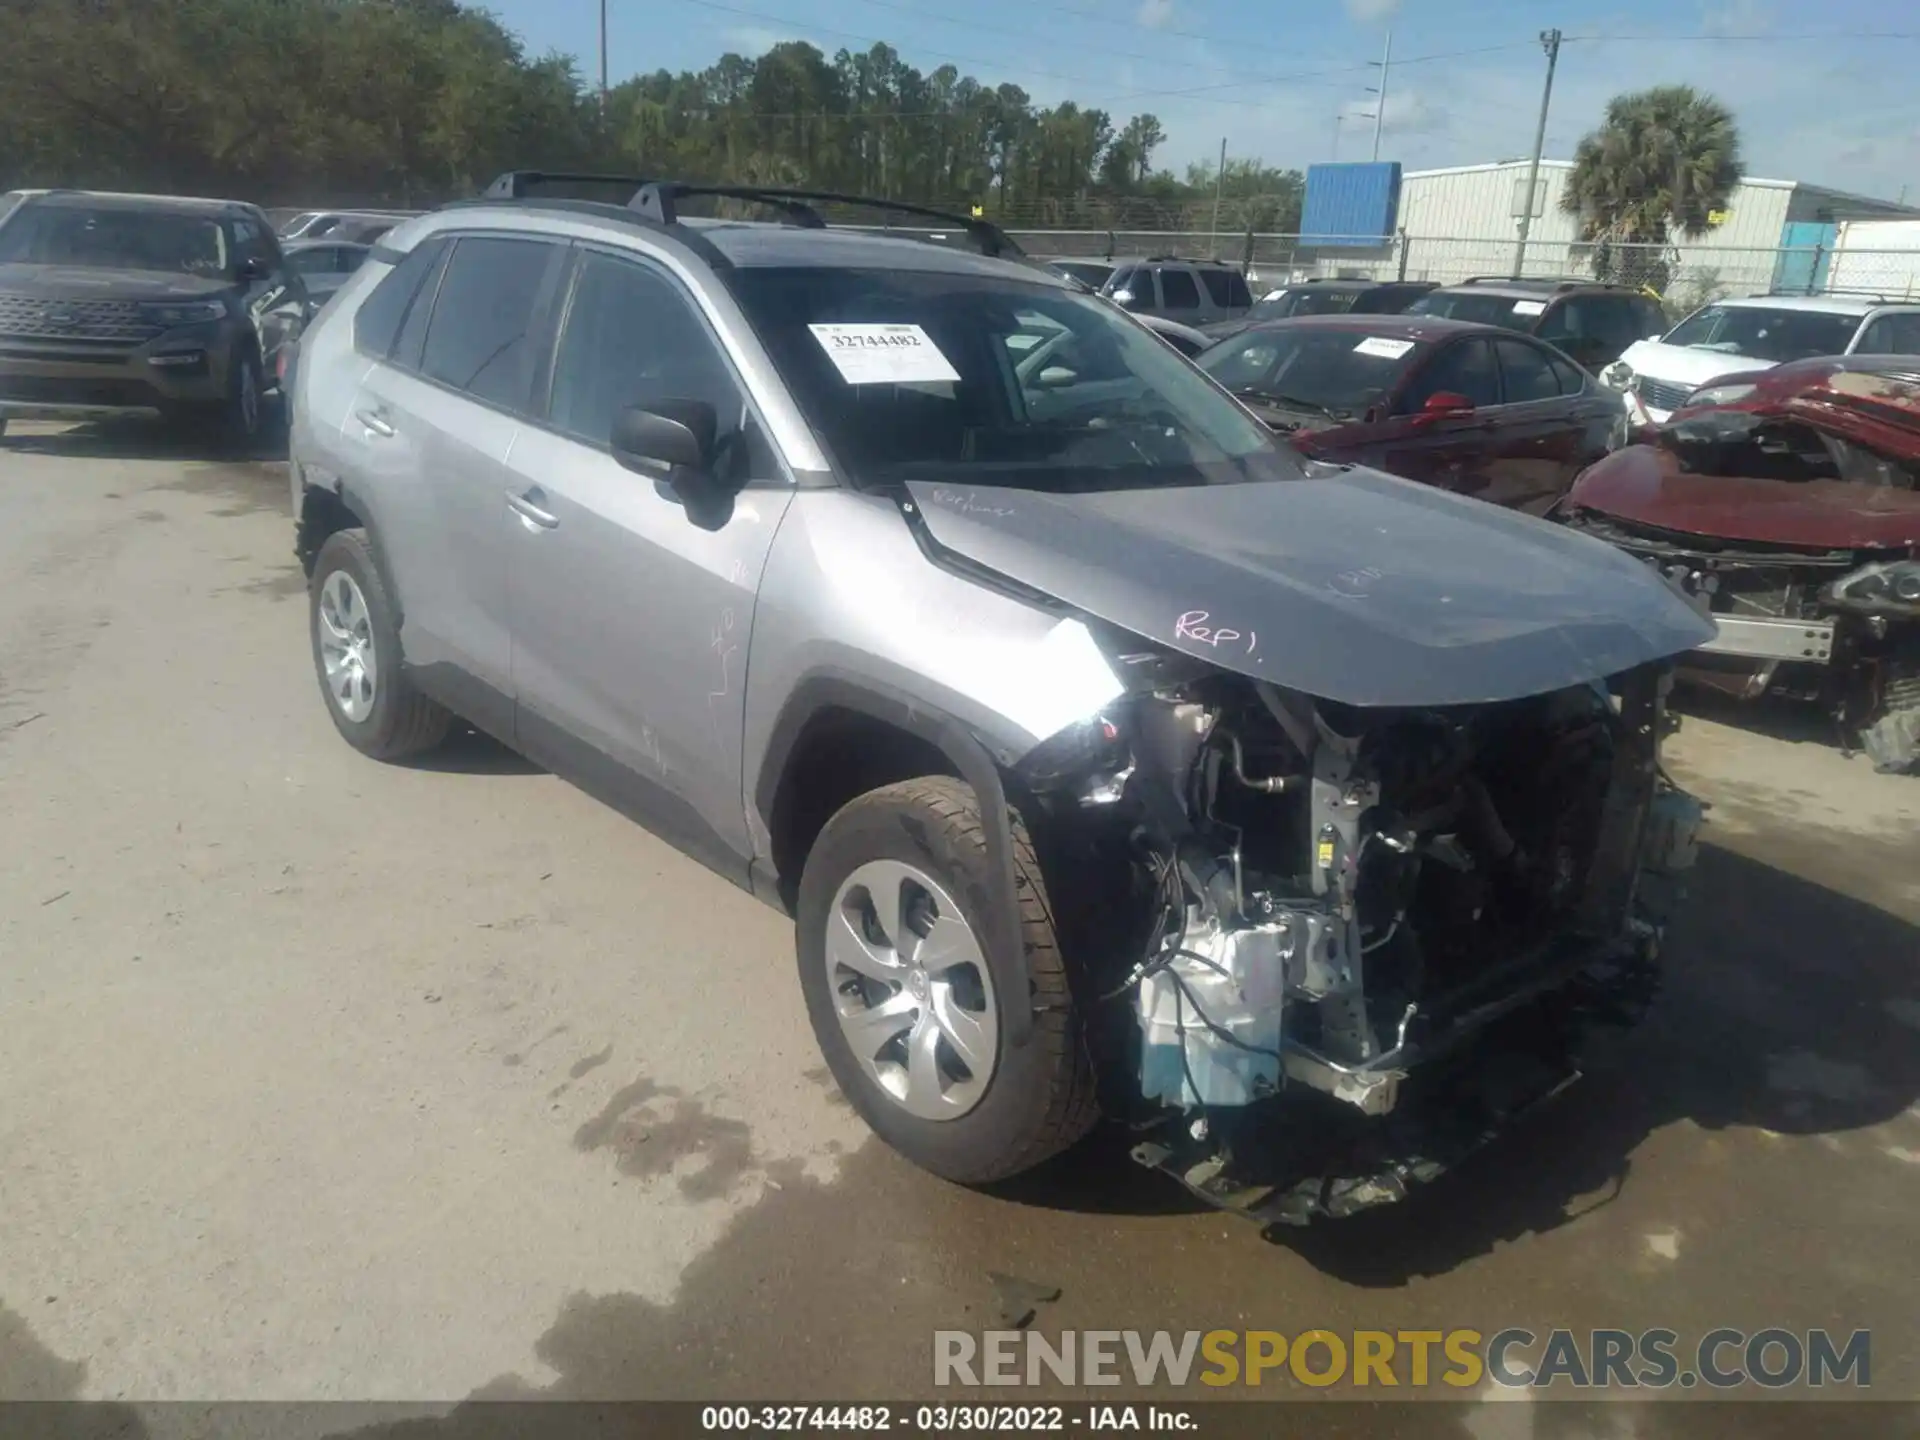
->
[2,419,1916,1437]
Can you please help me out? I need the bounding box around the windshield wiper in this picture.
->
[1233,387,1349,420]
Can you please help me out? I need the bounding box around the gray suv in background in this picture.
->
[0,189,309,443]
[1101,255,1253,325]
[289,174,1707,1224]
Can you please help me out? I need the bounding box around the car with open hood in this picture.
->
[1558,354,1920,774]
[289,172,1708,1225]
[1195,314,1620,515]
[1603,292,1920,426]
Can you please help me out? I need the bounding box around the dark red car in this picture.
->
[1557,354,1920,773]
[1195,314,1619,514]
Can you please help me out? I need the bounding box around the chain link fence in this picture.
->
[1011,230,1920,315]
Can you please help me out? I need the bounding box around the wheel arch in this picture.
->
[755,673,1036,1049]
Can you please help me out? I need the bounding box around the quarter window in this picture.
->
[418,236,558,410]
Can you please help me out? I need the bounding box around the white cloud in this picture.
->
[1344,0,1400,21]
[720,25,793,54]
[1135,0,1175,29]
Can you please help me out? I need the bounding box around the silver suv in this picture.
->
[289,175,1710,1222]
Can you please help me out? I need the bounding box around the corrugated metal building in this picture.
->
[1391,159,1920,296]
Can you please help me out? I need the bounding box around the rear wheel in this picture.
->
[796,776,1097,1183]
[308,528,452,760]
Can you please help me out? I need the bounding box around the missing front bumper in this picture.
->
[1129,928,1664,1226]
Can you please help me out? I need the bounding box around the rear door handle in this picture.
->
[507,488,559,531]
[356,407,395,437]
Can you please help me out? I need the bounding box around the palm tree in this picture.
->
[1562,86,1742,288]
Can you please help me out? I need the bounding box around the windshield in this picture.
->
[1248,288,1362,322]
[730,267,1291,493]
[0,204,229,275]
[1197,326,1424,417]
[1405,290,1541,332]
[1661,304,1861,364]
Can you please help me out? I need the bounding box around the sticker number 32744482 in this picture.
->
[807,322,962,385]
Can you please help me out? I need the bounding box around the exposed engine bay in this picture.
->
[1017,645,1703,1225]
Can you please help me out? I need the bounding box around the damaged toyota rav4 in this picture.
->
[289,176,1712,1223]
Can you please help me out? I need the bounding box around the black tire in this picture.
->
[308,528,452,760]
[218,344,265,449]
[796,776,1097,1183]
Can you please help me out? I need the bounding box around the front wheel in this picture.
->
[795,777,1097,1184]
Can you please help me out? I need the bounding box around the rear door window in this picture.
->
[353,235,448,359]
[418,236,562,411]
[1158,268,1201,311]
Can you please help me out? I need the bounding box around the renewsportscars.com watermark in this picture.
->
[933,1328,1872,1391]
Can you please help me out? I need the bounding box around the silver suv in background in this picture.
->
[289,173,1708,1225]
[1101,255,1253,326]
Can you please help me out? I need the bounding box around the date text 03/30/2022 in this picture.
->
[701,1405,1196,1432]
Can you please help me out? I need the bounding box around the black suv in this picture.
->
[1200,277,1437,340]
[1406,277,1669,372]
[0,189,311,443]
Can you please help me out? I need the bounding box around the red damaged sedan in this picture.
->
[1195,314,1621,514]
[1555,354,1920,774]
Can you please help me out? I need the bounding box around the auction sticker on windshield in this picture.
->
[809,323,962,385]
[1353,336,1416,359]
[1512,300,1547,316]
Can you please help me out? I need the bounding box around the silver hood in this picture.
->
[906,468,1715,708]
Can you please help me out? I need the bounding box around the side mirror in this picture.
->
[611,401,717,477]
[1033,365,1078,389]
[236,256,271,282]
[1421,391,1475,416]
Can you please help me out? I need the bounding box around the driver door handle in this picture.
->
[355,407,395,438]
[507,488,559,531]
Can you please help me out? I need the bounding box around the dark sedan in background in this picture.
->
[1196,314,1619,514]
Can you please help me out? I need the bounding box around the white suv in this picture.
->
[1604,293,1920,424]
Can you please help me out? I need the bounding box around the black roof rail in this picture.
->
[1456,274,1635,291]
[478,171,653,201]
[629,181,1023,258]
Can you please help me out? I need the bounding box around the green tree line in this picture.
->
[0,0,1305,230]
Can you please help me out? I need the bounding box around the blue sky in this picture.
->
[487,0,1917,200]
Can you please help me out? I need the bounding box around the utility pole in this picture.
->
[1368,30,1392,163]
[1512,27,1562,278]
[1210,137,1227,256]
[599,0,610,109]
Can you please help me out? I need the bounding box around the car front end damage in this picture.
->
[899,474,1713,1224]
[1558,365,1920,774]
[1010,649,1702,1225]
